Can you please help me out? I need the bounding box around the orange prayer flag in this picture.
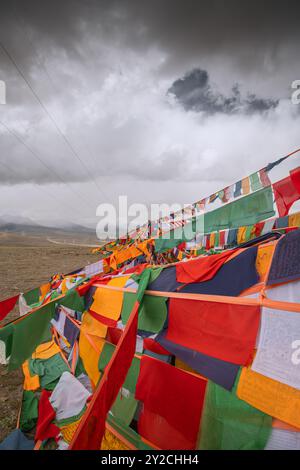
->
[242,177,250,195]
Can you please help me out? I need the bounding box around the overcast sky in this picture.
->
[0,0,299,229]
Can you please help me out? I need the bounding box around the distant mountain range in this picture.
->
[0,215,95,234]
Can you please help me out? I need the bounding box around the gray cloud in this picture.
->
[0,1,299,226]
[168,69,278,115]
[0,1,299,83]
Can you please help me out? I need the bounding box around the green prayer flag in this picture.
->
[8,302,56,371]
[75,356,87,377]
[218,190,225,201]
[249,172,263,192]
[58,289,85,312]
[23,287,40,307]
[199,186,275,234]
[197,375,272,450]
[99,343,140,393]
[132,267,163,286]
[29,353,69,390]
[136,269,151,304]
[245,225,254,241]
[154,237,182,253]
[121,292,167,333]
[98,342,115,371]
[110,393,138,426]
[19,391,38,432]
[214,231,220,246]
[155,221,197,253]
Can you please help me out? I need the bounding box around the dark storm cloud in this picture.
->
[168,69,278,115]
[1,0,300,76]
[111,0,300,77]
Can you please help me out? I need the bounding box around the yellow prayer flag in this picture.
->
[237,366,300,429]
[90,276,131,322]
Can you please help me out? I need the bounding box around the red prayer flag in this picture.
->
[138,408,196,450]
[76,276,103,296]
[123,263,148,275]
[205,236,210,251]
[273,173,300,217]
[222,186,230,203]
[35,390,60,442]
[176,249,237,284]
[107,327,123,345]
[259,168,271,187]
[177,241,186,251]
[253,221,265,237]
[284,226,299,233]
[219,230,226,246]
[77,273,113,297]
[290,167,300,194]
[135,356,206,447]
[88,309,117,328]
[0,294,19,322]
[166,298,260,365]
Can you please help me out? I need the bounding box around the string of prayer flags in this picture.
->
[203,187,275,233]
[2,150,300,450]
